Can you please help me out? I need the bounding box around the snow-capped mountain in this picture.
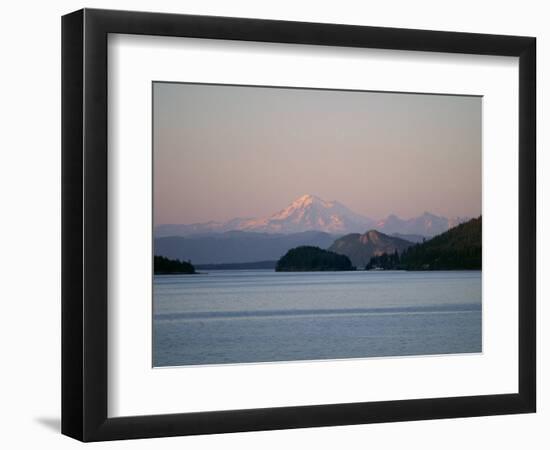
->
[154,194,469,237]
[236,194,375,234]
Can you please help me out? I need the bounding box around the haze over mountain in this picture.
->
[375,213,468,238]
[154,194,470,239]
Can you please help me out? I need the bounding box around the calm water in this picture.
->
[153,270,481,367]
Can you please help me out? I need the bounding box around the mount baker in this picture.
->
[155,194,468,238]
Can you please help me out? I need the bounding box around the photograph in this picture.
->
[0,0,541,446]
[152,82,482,367]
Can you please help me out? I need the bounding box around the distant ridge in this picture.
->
[154,230,336,265]
[375,212,467,238]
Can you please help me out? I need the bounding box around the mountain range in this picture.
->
[155,194,468,238]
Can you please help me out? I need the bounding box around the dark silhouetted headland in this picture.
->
[154,255,196,274]
[366,217,482,270]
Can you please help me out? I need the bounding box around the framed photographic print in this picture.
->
[61,8,536,442]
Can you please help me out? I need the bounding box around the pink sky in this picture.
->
[154,82,481,225]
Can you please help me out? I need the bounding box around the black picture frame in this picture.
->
[62,8,536,442]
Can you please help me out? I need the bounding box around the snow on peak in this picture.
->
[276,194,330,213]
[261,194,373,233]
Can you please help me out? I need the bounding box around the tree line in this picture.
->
[366,217,482,270]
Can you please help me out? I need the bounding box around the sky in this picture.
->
[153,82,481,225]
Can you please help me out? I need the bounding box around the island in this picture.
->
[329,229,413,268]
[154,255,196,274]
[275,246,355,272]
